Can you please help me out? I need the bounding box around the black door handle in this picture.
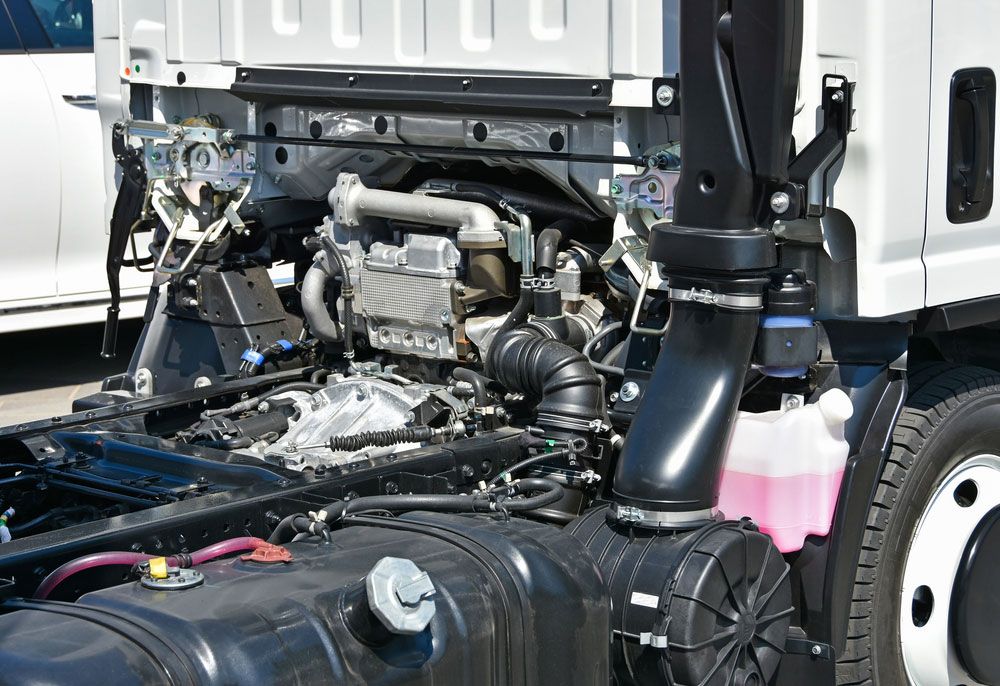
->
[947,68,996,224]
[959,85,990,204]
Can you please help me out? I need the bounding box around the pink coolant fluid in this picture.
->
[717,389,854,553]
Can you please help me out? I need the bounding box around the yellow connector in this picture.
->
[148,556,169,580]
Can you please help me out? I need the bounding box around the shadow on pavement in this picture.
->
[0,320,143,424]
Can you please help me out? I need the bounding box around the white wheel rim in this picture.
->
[900,454,1000,686]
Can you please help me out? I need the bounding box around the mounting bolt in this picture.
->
[609,391,620,403]
[831,90,844,103]
[619,382,640,403]
[439,309,451,324]
[811,645,822,656]
[611,180,624,195]
[655,84,675,108]
[769,191,791,215]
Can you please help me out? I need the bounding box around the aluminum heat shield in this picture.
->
[265,377,436,470]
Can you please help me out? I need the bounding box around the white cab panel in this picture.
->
[922,0,1000,306]
[796,0,932,317]
[115,0,677,83]
[104,0,994,319]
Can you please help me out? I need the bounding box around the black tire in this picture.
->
[837,363,1000,684]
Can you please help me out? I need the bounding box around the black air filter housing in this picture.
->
[568,507,792,686]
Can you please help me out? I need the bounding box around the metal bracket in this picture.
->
[134,368,154,399]
[152,183,251,275]
[123,119,256,193]
[611,166,680,220]
[629,267,670,337]
[785,636,834,660]
[776,74,856,222]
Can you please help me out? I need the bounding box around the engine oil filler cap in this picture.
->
[240,542,294,564]
[140,558,204,591]
[366,556,436,635]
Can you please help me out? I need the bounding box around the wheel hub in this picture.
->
[951,504,1000,684]
[900,454,1000,686]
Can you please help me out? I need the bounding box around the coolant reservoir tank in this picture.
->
[717,389,854,553]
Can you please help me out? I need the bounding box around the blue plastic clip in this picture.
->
[241,349,266,366]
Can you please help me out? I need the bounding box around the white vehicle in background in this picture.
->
[0,0,148,333]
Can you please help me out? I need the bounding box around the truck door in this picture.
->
[0,0,59,303]
[12,0,113,298]
[922,0,1000,306]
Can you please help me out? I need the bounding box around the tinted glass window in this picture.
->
[0,6,24,52]
[5,0,52,49]
[25,0,92,49]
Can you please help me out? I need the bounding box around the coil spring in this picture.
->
[327,425,435,452]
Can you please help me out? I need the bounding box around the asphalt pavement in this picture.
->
[0,320,143,425]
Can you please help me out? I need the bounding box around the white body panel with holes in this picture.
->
[98,0,1000,317]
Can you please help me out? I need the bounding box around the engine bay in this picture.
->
[0,13,872,681]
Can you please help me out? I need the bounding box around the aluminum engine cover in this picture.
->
[264,377,439,470]
[359,234,463,360]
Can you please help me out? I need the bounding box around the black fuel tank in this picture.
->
[0,512,610,685]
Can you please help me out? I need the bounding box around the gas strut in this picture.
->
[234,132,650,168]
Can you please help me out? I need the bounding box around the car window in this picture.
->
[24,0,92,49]
[0,5,24,52]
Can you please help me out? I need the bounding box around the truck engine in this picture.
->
[2,1,999,685]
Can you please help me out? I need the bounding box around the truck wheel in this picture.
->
[837,364,1000,686]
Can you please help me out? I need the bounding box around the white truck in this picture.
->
[0,0,152,332]
[0,2,995,685]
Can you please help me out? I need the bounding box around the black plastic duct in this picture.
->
[612,0,802,519]
[488,328,603,436]
[611,298,760,512]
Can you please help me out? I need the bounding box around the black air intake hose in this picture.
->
[535,226,563,277]
[487,286,534,359]
[612,298,760,514]
[522,317,589,350]
[488,327,603,435]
